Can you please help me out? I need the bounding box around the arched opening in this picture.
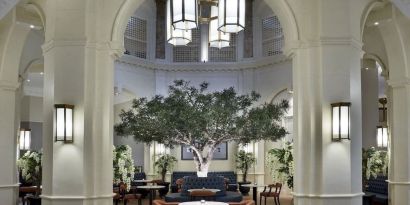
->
[110,0,299,204]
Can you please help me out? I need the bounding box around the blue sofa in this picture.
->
[365,175,388,205]
[171,171,238,193]
[165,176,242,202]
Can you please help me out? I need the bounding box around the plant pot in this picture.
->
[27,195,41,205]
[157,182,170,197]
[238,181,251,195]
[197,171,208,177]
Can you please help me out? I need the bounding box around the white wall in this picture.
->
[113,101,145,167]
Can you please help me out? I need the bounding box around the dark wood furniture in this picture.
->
[189,189,217,201]
[259,183,282,205]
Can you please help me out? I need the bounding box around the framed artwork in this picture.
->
[181,142,228,160]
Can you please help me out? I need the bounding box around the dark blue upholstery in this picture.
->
[181,176,226,196]
[165,176,242,202]
[209,172,238,192]
[132,172,148,197]
[171,171,238,192]
[171,172,196,193]
[365,175,388,205]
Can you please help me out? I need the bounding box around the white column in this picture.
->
[40,1,120,204]
[292,38,363,205]
[0,10,31,204]
[376,5,410,204]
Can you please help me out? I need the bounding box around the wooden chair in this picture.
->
[189,189,216,201]
[114,182,142,205]
[259,183,282,205]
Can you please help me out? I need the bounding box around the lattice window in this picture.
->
[208,34,237,62]
[124,17,147,59]
[262,16,284,56]
[173,28,201,62]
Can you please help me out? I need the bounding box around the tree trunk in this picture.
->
[196,162,210,177]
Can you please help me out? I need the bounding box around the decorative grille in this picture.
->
[262,16,284,56]
[173,28,201,62]
[208,33,237,62]
[124,17,147,59]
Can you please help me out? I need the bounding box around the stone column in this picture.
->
[40,1,121,204]
[291,1,367,204]
[0,10,31,205]
[375,5,410,205]
[155,0,166,59]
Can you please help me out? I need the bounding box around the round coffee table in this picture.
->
[241,184,266,205]
[137,185,165,205]
[180,201,229,205]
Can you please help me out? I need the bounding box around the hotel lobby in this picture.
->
[1,0,410,205]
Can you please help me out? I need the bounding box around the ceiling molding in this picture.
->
[116,55,291,72]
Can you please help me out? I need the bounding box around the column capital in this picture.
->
[0,80,20,91]
[387,77,410,88]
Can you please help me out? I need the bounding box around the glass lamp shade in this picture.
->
[167,0,192,46]
[168,0,198,30]
[377,126,388,148]
[19,129,31,150]
[218,0,245,33]
[55,104,74,143]
[209,6,230,49]
[331,102,351,141]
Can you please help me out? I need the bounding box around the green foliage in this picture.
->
[266,141,294,189]
[154,154,177,181]
[115,80,289,171]
[362,147,388,180]
[235,150,257,182]
[113,145,135,191]
[17,151,42,196]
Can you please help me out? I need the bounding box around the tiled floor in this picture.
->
[120,193,294,205]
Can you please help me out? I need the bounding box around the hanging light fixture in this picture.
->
[377,125,388,148]
[169,0,198,30]
[331,102,351,141]
[165,0,246,47]
[209,5,230,48]
[167,0,193,46]
[218,0,245,33]
[19,128,31,150]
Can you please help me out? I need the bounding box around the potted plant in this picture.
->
[266,141,294,191]
[18,151,42,205]
[236,150,257,195]
[113,145,135,194]
[362,147,388,191]
[115,80,289,177]
[154,154,177,196]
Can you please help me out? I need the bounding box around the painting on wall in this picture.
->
[181,142,228,160]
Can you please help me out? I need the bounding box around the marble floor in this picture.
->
[121,194,294,205]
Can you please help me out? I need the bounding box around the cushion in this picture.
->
[165,193,190,202]
[181,176,226,197]
[215,191,243,202]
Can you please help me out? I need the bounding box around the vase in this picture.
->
[157,181,170,197]
[197,171,208,177]
[238,181,251,195]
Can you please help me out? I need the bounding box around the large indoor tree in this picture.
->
[115,80,289,176]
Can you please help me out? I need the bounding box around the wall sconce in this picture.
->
[331,102,351,141]
[19,128,31,150]
[55,104,74,143]
[377,125,388,148]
